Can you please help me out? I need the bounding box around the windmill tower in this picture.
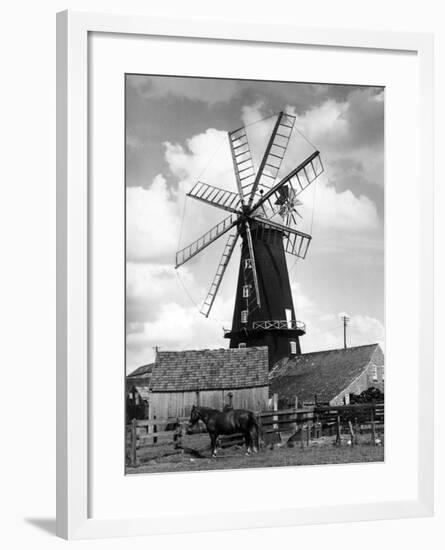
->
[175,112,324,367]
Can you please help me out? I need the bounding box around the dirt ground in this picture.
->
[127,431,384,475]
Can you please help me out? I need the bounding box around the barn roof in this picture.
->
[127,363,153,379]
[133,385,150,401]
[269,344,383,403]
[150,347,269,392]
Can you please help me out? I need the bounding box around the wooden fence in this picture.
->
[126,402,384,467]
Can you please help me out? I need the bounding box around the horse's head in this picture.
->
[187,405,201,434]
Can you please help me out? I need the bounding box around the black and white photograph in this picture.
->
[125,74,385,474]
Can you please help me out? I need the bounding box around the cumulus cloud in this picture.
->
[126,298,235,371]
[164,128,236,195]
[125,127,242,369]
[314,178,379,231]
[126,175,180,264]
[126,263,193,323]
[298,311,384,354]
[286,88,384,189]
[126,96,384,371]
[291,281,318,317]
[239,102,380,233]
[348,315,385,349]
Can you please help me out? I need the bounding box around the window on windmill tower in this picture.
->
[290,341,297,355]
[238,342,246,349]
[245,259,252,269]
[241,310,248,324]
[371,364,378,381]
[243,285,250,298]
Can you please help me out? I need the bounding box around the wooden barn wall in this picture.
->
[148,386,269,419]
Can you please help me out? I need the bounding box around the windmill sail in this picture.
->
[200,233,238,318]
[283,230,311,259]
[248,112,296,208]
[253,217,312,259]
[228,126,255,203]
[187,181,241,213]
[175,214,238,268]
[251,150,323,220]
[175,110,321,366]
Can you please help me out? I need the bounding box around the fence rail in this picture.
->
[126,402,384,467]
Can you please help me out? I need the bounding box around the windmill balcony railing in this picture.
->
[223,319,306,335]
[253,319,306,331]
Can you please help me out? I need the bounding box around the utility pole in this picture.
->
[340,314,350,349]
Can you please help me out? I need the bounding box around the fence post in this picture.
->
[153,414,158,444]
[348,420,355,446]
[272,393,278,432]
[354,416,359,439]
[370,408,376,445]
[257,413,262,450]
[293,396,299,431]
[306,424,310,447]
[130,418,139,468]
[315,414,321,438]
[336,415,341,446]
[174,418,183,450]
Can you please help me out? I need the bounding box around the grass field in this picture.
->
[127,432,384,475]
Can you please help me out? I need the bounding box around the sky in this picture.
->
[125,75,384,373]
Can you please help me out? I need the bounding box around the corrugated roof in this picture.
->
[127,363,154,378]
[269,344,383,403]
[150,347,269,392]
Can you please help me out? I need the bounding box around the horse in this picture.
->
[187,405,259,457]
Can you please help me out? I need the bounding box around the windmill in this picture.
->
[175,111,324,367]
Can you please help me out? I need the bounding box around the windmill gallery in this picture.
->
[126,107,385,472]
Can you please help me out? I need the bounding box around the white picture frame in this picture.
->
[56,10,434,540]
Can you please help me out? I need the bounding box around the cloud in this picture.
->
[125,262,235,370]
[127,75,240,105]
[125,98,384,371]
[299,311,384,354]
[286,88,384,189]
[289,281,384,354]
[291,282,318,317]
[164,128,236,195]
[348,315,385,349]
[126,175,180,264]
[313,178,379,231]
[126,263,192,323]
[126,299,235,372]
[238,102,380,233]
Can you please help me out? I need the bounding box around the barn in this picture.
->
[126,384,150,421]
[126,362,153,392]
[126,363,153,421]
[269,343,384,407]
[148,346,269,420]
